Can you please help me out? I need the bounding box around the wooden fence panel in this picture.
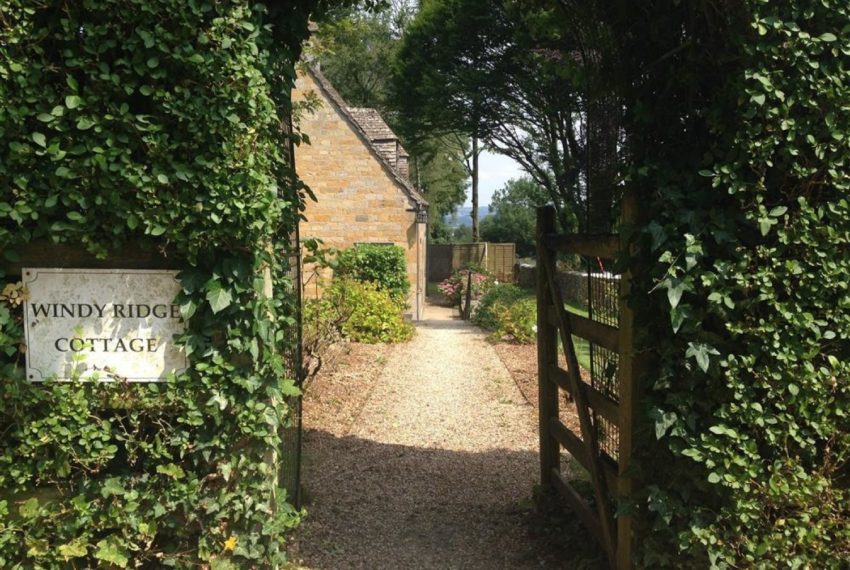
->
[486,243,516,282]
[427,242,516,283]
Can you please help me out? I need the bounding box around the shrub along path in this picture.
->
[289,302,588,569]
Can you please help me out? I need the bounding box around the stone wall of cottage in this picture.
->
[293,71,425,319]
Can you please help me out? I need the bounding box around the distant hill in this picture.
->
[444,206,492,228]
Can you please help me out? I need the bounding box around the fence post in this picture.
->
[463,270,473,320]
[616,190,641,570]
[536,206,559,497]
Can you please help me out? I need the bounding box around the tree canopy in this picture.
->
[480,177,549,256]
[392,0,620,233]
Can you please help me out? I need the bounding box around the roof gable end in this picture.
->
[305,65,426,210]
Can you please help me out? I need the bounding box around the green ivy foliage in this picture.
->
[0,1,314,567]
[335,243,411,304]
[614,1,850,566]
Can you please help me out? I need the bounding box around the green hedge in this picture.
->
[0,2,314,567]
[472,283,536,343]
[335,243,411,304]
[612,1,850,566]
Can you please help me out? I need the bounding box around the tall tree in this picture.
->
[391,0,511,241]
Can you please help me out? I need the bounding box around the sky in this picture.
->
[463,149,525,207]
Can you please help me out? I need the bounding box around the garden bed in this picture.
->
[492,341,586,438]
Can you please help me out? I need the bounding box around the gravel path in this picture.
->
[290,303,553,569]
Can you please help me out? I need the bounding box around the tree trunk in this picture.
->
[471,134,480,242]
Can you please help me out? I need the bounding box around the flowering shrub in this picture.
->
[436,276,462,305]
[437,266,495,309]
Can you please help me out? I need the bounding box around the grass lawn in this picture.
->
[565,302,592,372]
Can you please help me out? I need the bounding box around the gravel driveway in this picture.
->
[289,303,555,569]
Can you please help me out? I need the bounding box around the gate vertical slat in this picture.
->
[537,208,560,493]
[616,191,640,569]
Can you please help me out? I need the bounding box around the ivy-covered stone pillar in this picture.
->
[607,1,850,566]
[0,2,316,567]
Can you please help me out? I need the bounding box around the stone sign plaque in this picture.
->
[22,268,187,382]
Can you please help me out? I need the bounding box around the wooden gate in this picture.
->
[536,202,639,569]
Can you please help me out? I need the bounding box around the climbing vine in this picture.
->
[613,1,850,566]
[0,1,322,566]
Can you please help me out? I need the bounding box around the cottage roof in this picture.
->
[305,65,426,209]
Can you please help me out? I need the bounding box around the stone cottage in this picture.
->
[292,65,428,320]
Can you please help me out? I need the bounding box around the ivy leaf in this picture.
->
[667,281,685,309]
[653,408,678,439]
[58,540,88,560]
[94,538,129,568]
[686,342,719,372]
[180,298,197,320]
[819,32,837,42]
[32,132,47,147]
[206,284,232,314]
[670,305,687,334]
[647,221,666,251]
[76,117,95,130]
[280,379,301,397]
[27,539,49,557]
[3,249,21,262]
[65,95,82,109]
[19,497,39,519]
[101,477,124,498]
[156,463,185,479]
[208,392,228,411]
